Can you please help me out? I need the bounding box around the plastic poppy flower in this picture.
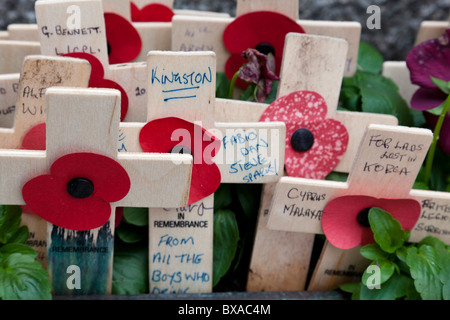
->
[322,196,421,250]
[63,52,128,121]
[22,153,131,231]
[260,90,349,179]
[130,2,174,22]
[139,117,221,205]
[223,11,305,87]
[238,48,280,102]
[406,29,450,111]
[104,12,142,64]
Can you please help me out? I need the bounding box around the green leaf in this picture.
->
[0,205,23,245]
[213,209,239,287]
[357,42,384,74]
[369,208,409,253]
[123,207,148,227]
[0,253,52,300]
[216,73,231,99]
[360,243,390,260]
[339,282,361,300]
[406,245,443,300]
[359,272,415,300]
[263,81,279,104]
[112,242,148,295]
[362,260,396,287]
[214,184,233,211]
[339,86,361,111]
[356,71,414,126]
[115,223,146,244]
[430,77,450,95]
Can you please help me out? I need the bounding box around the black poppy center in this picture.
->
[291,128,314,152]
[170,145,192,156]
[357,208,372,228]
[255,42,276,57]
[67,177,95,199]
[107,42,112,55]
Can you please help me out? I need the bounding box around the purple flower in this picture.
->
[406,29,450,111]
[238,48,280,102]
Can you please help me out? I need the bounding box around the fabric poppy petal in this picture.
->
[50,153,130,203]
[284,119,348,179]
[104,13,142,64]
[260,91,328,123]
[410,87,447,111]
[22,123,46,150]
[322,196,421,249]
[406,29,450,88]
[130,2,174,22]
[22,175,112,231]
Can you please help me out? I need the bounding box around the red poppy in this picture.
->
[139,117,221,205]
[223,11,305,87]
[22,153,130,231]
[260,90,348,179]
[63,52,128,121]
[130,2,174,22]
[104,12,142,64]
[22,123,46,151]
[322,195,421,250]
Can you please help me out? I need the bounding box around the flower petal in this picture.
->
[104,13,142,64]
[50,153,131,203]
[131,2,174,22]
[22,175,112,231]
[322,196,421,249]
[406,29,450,88]
[189,160,221,205]
[410,87,447,111]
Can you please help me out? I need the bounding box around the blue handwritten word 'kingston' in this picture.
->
[151,67,213,102]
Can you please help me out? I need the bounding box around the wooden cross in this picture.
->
[246,32,399,292]
[171,0,361,78]
[0,73,20,129]
[265,123,450,290]
[0,55,91,268]
[0,87,193,295]
[117,50,286,294]
[414,20,449,46]
[0,40,41,74]
[6,24,40,42]
[35,0,148,122]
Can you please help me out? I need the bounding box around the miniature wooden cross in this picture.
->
[0,40,41,74]
[265,123,450,290]
[0,55,91,268]
[171,0,361,78]
[117,50,285,294]
[35,0,148,122]
[414,20,449,46]
[246,32,399,293]
[0,87,193,295]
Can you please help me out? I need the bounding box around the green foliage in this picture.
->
[340,208,450,300]
[0,205,51,300]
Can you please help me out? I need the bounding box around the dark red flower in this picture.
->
[223,11,305,87]
[104,12,142,64]
[130,2,174,22]
[406,29,450,111]
[322,196,421,250]
[22,153,130,231]
[63,52,128,121]
[260,90,348,179]
[139,117,221,205]
[238,48,280,102]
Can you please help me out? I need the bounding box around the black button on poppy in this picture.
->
[67,178,95,199]
[357,208,372,228]
[255,42,276,57]
[291,128,314,152]
[170,145,192,156]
